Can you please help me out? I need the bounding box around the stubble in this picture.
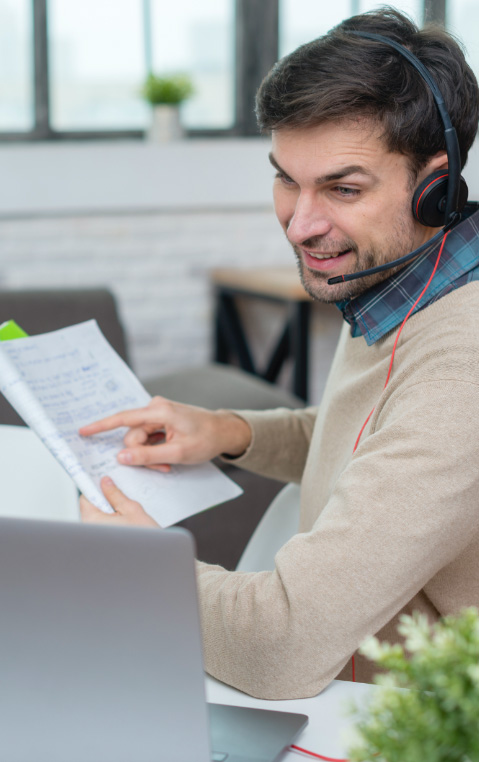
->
[291,212,417,304]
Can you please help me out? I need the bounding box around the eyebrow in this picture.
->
[268,153,375,185]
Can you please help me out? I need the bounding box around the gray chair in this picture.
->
[236,483,301,571]
[143,362,304,411]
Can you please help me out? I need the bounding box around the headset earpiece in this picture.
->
[413,170,468,227]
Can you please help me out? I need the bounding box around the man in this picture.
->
[80,9,479,699]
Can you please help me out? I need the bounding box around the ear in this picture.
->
[416,151,448,184]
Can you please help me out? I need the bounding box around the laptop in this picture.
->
[0,518,307,762]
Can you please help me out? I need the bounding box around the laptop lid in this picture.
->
[0,518,211,762]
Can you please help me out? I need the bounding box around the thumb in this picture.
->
[100,476,140,514]
[80,494,113,524]
[99,477,160,528]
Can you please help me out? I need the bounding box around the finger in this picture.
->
[80,495,114,523]
[123,427,157,448]
[146,464,171,473]
[100,477,161,529]
[79,397,172,438]
[79,409,157,437]
[117,443,180,467]
[100,476,140,514]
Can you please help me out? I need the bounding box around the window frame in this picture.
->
[0,0,447,141]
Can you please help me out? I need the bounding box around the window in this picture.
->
[0,1,461,140]
[280,0,422,57]
[150,0,235,129]
[47,0,234,132]
[279,0,351,57]
[0,0,33,131]
[358,0,421,24]
[48,0,147,130]
[447,0,479,82]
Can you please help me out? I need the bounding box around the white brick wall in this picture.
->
[0,208,343,404]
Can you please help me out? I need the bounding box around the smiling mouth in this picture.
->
[306,248,352,260]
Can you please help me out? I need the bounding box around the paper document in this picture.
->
[0,320,242,526]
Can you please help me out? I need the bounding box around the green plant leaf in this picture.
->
[349,608,479,762]
[142,73,194,105]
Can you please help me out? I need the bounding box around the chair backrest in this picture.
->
[0,288,130,425]
[0,425,79,521]
[144,363,306,411]
[236,482,301,572]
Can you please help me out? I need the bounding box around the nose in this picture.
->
[286,192,332,246]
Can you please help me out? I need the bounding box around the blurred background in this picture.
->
[1,0,478,403]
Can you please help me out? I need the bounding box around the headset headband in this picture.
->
[348,30,461,224]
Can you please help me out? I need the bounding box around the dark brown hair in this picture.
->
[255,8,479,173]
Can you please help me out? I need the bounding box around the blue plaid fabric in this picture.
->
[336,208,479,345]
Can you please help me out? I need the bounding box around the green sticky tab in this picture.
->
[0,320,29,341]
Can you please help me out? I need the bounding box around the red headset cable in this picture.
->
[352,231,448,455]
[290,745,349,760]
[289,232,448,762]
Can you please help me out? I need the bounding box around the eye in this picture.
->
[335,185,360,197]
[275,171,296,186]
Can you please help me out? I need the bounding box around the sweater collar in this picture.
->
[336,207,479,345]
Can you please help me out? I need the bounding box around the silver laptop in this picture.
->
[0,518,307,762]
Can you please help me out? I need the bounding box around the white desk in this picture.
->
[0,425,79,521]
[206,676,376,761]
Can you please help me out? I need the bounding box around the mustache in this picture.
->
[291,236,358,253]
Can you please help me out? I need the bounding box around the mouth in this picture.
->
[306,248,352,260]
[302,247,354,271]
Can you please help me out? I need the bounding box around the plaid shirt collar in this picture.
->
[336,207,479,345]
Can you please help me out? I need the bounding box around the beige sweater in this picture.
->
[197,282,479,699]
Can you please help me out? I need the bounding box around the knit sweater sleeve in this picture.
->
[220,406,318,483]
[197,377,479,699]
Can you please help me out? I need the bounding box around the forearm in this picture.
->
[220,406,318,483]
[196,559,345,699]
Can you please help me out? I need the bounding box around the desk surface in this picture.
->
[206,676,375,761]
[211,266,312,301]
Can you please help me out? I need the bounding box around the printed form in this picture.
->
[0,321,242,526]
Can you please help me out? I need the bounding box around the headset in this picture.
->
[327,30,469,286]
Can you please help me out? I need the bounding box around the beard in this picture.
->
[291,213,418,304]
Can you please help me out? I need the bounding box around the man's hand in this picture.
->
[80,476,160,528]
[79,396,252,472]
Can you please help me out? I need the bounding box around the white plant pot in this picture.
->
[147,105,184,143]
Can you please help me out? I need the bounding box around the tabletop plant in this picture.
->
[348,607,479,762]
[142,73,194,105]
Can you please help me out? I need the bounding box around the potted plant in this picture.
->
[142,73,194,142]
[349,607,479,762]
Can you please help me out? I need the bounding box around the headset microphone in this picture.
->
[327,31,468,286]
[327,216,460,284]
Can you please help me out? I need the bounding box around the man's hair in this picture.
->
[255,7,479,174]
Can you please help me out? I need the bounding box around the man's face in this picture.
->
[271,120,441,303]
